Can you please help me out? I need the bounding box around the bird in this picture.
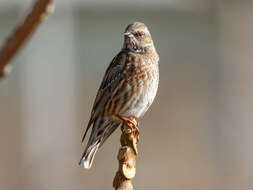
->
[79,22,159,169]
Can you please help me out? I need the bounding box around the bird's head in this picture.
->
[123,22,155,54]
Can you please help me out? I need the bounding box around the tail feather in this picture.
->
[79,117,121,169]
[79,140,100,169]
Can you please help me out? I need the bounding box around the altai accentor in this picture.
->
[79,22,159,169]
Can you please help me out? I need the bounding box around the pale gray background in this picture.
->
[0,0,253,190]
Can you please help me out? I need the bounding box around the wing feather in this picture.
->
[81,51,127,142]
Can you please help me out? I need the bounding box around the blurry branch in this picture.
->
[113,122,139,190]
[0,0,54,79]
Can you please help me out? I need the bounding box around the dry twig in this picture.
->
[0,0,54,79]
[113,122,139,190]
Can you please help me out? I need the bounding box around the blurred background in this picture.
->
[0,0,253,189]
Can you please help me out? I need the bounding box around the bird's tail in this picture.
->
[79,117,121,169]
[79,140,100,169]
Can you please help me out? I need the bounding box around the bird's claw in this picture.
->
[117,115,139,142]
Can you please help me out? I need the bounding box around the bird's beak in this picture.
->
[123,32,133,37]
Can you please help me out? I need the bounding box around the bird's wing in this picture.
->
[81,51,127,142]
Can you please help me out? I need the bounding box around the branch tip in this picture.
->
[113,122,139,190]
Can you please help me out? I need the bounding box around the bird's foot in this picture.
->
[116,115,139,142]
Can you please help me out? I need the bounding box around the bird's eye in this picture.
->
[135,32,144,39]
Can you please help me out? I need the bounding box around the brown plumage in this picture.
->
[79,22,159,169]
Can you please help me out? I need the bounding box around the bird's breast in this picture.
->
[119,54,159,118]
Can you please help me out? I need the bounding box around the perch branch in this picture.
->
[0,0,54,79]
[113,121,139,190]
